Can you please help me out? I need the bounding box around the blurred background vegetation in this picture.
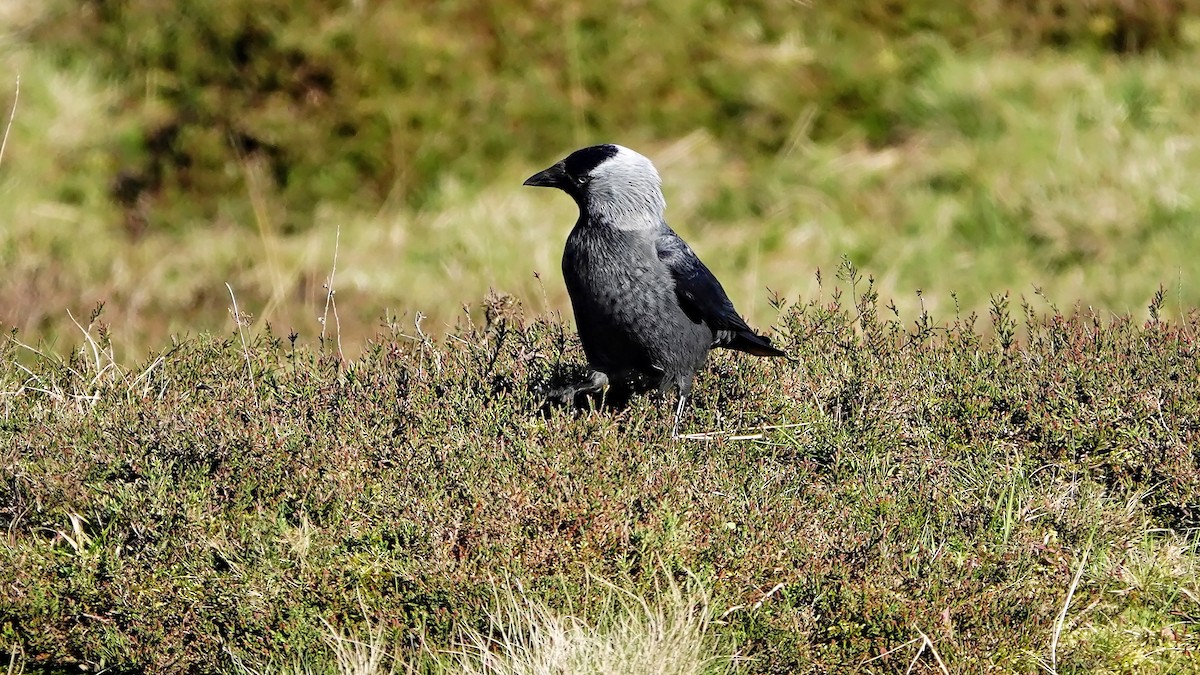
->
[2,0,1200,357]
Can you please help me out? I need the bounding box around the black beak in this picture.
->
[523,161,567,188]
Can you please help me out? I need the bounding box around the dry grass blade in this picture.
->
[1050,545,1091,672]
[320,221,344,358]
[320,618,392,675]
[0,75,17,170]
[128,354,166,398]
[5,643,23,675]
[863,627,949,675]
[915,627,950,675]
[226,282,259,405]
[861,636,923,667]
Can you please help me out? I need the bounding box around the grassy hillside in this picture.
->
[2,281,1198,672]
[2,2,1200,672]
[1,3,1200,355]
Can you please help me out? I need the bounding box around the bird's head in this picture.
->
[524,144,666,227]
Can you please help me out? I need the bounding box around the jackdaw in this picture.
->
[524,143,785,435]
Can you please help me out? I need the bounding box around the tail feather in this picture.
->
[718,329,786,357]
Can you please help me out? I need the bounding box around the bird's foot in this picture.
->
[547,370,610,405]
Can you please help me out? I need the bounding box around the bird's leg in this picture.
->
[671,392,689,439]
[584,370,611,411]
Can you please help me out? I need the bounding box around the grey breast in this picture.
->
[563,226,692,379]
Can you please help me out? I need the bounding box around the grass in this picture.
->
[2,3,1200,673]
[431,574,733,675]
[235,575,733,675]
[3,9,1200,356]
[2,275,1198,672]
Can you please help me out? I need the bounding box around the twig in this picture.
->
[320,221,343,357]
[411,311,442,376]
[226,283,259,405]
[680,432,768,441]
[0,75,18,170]
[677,422,810,441]
[864,628,949,674]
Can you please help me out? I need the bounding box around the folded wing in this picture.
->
[655,228,785,357]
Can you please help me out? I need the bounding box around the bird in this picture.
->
[523,143,785,436]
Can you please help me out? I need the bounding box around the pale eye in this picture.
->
[575,175,588,186]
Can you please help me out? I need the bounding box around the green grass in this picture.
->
[2,277,1198,672]
[2,3,1200,672]
[2,6,1200,355]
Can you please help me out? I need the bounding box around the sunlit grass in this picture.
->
[4,5,1200,673]
[3,42,1200,358]
[237,576,735,675]
[435,576,733,675]
[3,285,1198,672]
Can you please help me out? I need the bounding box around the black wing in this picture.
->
[655,228,785,357]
